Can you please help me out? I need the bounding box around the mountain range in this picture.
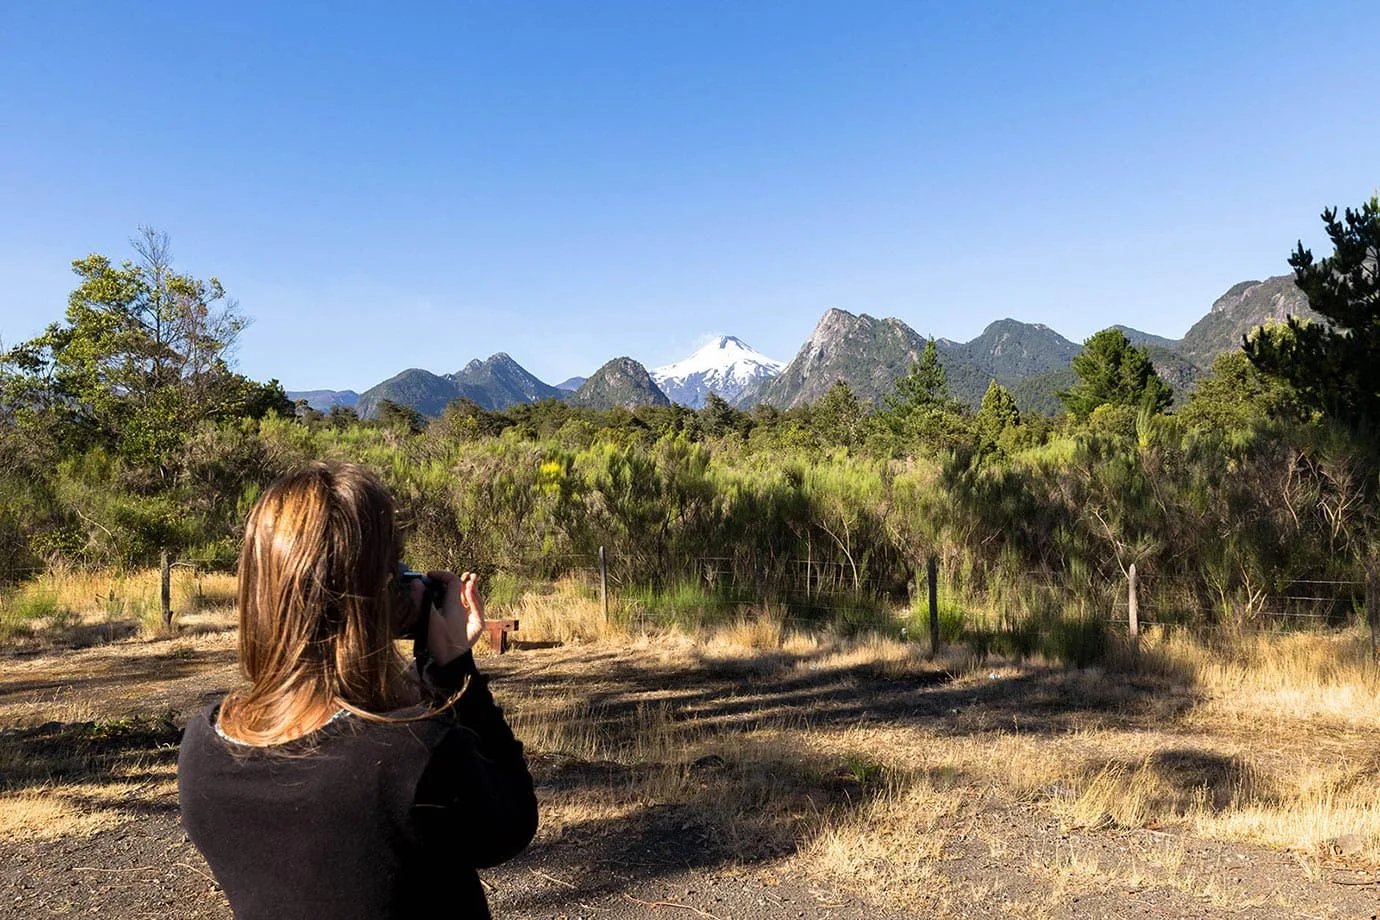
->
[290,389,360,412]
[351,353,561,419]
[288,274,1318,417]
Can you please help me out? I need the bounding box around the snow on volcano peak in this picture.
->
[651,336,784,408]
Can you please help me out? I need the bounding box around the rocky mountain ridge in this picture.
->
[746,309,932,408]
[1176,275,1319,366]
[351,352,559,419]
[304,274,1314,419]
[567,358,670,410]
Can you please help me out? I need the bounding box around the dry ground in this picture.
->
[2,578,1379,919]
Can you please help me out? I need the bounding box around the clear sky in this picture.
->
[2,1,1377,392]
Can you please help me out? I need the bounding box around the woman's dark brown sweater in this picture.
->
[177,652,537,920]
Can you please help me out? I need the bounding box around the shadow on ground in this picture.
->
[0,646,235,702]
[0,715,182,792]
[479,642,1205,914]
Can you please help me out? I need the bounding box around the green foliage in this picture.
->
[0,587,78,642]
[327,404,361,428]
[1058,329,1173,421]
[1246,196,1380,440]
[621,579,737,629]
[1043,615,1108,668]
[1010,367,1076,416]
[881,339,973,452]
[2,218,1374,648]
[0,228,273,475]
[1179,348,1307,433]
[811,380,867,448]
[885,338,951,415]
[13,589,62,622]
[696,393,746,440]
[375,398,425,434]
[975,380,1020,452]
[0,379,1369,643]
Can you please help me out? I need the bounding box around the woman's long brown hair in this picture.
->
[218,462,417,745]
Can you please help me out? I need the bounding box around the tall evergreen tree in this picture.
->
[975,379,1020,448]
[1245,196,1380,437]
[880,339,971,451]
[697,392,742,438]
[885,338,950,416]
[1058,328,1173,421]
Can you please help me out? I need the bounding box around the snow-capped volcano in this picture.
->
[651,335,785,408]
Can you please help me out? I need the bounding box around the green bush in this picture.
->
[620,580,736,629]
[13,589,61,622]
[0,588,78,639]
[2,355,1373,651]
[1042,615,1109,667]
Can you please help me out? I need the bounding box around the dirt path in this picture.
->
[2,637,1378,919]
[4,803,1376,919]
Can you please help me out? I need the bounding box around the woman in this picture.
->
[178,462,537,920]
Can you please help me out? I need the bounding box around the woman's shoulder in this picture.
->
[178,703,221,749]
[180,700,459,760]
[365,706,461,750]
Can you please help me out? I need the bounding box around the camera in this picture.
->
[396,565,446,643]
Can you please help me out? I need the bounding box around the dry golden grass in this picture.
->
[5,569,1380,915]
[0,788,129,841]
[1156,626,1380,725]
[0,766,178,843]
[501,605,1380,884]
[0,566,237,644]
[0,707,183,842]
[805,773,956,905]
[496,576,613,645]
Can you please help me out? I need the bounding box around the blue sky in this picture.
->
[2,1,1377,391]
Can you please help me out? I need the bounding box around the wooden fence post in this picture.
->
[599,546,609,624]
[160,550,173,632]
[1367,565,1378,664]
[927,555,940,657]
[1128,563,1140,657]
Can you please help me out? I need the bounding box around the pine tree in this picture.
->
[975,379,1020,448]
[1245,196,1380,437]
[697,392,740,438]
[880,339,971,452]
[885,338,950,416]
[1058,329,1173,421]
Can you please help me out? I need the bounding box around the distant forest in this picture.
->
[2,201,1377,639]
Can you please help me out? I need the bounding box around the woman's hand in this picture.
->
[425,570,485,666]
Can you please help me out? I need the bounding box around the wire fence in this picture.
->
[484,549,1379,651]
[6,545,1376,654]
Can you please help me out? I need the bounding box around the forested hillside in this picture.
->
[3,201,1376,648]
